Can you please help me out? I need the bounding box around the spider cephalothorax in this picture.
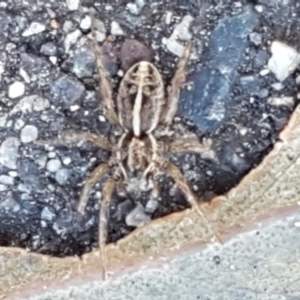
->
[37,19,219,279]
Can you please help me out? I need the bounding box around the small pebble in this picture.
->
[66,0,80,10]
[126,203,151,227]
[62,157,72,165]
[268,40,300,82]
[22,22,46,37]
[20,125,38,143]
[271,82,284,91]
[80,15,91,31]
[41,206,56,221]
[8,81,25,98]
[55,168,69,185]
[64,29,82,53]
[0,175,14,185]
[0,137,20,169]
[10,95,50,115]
[46,158,61,172]
[111,21,125,36]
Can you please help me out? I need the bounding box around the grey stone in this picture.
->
[0,137,20,169]
[51,75,85,107]
[249,32,262,45]
[20,125,39,143]
[55,168,69,185]
[46,159,62,173]
[72,50,95,78]
[40,42,57,56]
[64,29,82,53]
[41,206,56,221]
[126,203,151,227]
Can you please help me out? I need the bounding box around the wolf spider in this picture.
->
[37,20,221,279]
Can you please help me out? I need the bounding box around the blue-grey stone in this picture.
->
[50,75,85,106]
[72,49,95,78]
[179,6,259,133]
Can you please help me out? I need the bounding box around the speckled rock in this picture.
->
[0,137,20,170]
[50,75,85,107]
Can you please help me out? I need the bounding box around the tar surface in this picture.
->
[0,0,299,256]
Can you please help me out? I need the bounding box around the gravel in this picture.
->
[0,0,299,259]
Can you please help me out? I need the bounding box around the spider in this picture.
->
[37,18,220,279]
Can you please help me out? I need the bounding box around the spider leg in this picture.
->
[36,131,112,151]
[166,138,216,160]
[158,156,222,243]
[77,163,110,214]
[162,42,192,125]
[90,16,119,125]
[98,176,116,280]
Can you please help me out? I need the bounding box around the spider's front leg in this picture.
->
[162,42,192,125]
[36,130,112,150]
[166,137,217,161]
[90,16,119,125]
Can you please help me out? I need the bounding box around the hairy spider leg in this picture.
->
[161,158,222,243]
[98,176,117,280]
[163,42,192,125]
[36,130,112,150]
[77,163,110,214]
[90,15,119,124]
[143,134,220,242]
[167,138,216,160]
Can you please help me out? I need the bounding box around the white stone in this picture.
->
[22,22,46,37]
[80,15,91,30]
[165,11,173,25]
[64,29,82,53]
[172,15,194,41]
[164,15,194,57]
[136,0,145,8]
[271,82,283,91]
[70,104,80,111]
[20,125,38,143]
[19,68,30,83]
[0,114,7,127]
[62,157,71,165]
[111,21,125,36]
[10,95,50,115]
[0,137,20,169]
[46,159,62,172]
[0,175,14,185]
[127,3,139,15]
[8,81,25,99]
[267,96,294,108]
[14,119,25,130]
[267,41,300,82]
[165,37,185,57]
[66,0,80,10]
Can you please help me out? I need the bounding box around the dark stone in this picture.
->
[179,6,259,133]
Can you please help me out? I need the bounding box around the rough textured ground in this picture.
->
[2,97,300,300]
[0,0,299,257]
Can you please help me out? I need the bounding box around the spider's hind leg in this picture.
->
[159,157,222,243]
[98,176,117,280]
